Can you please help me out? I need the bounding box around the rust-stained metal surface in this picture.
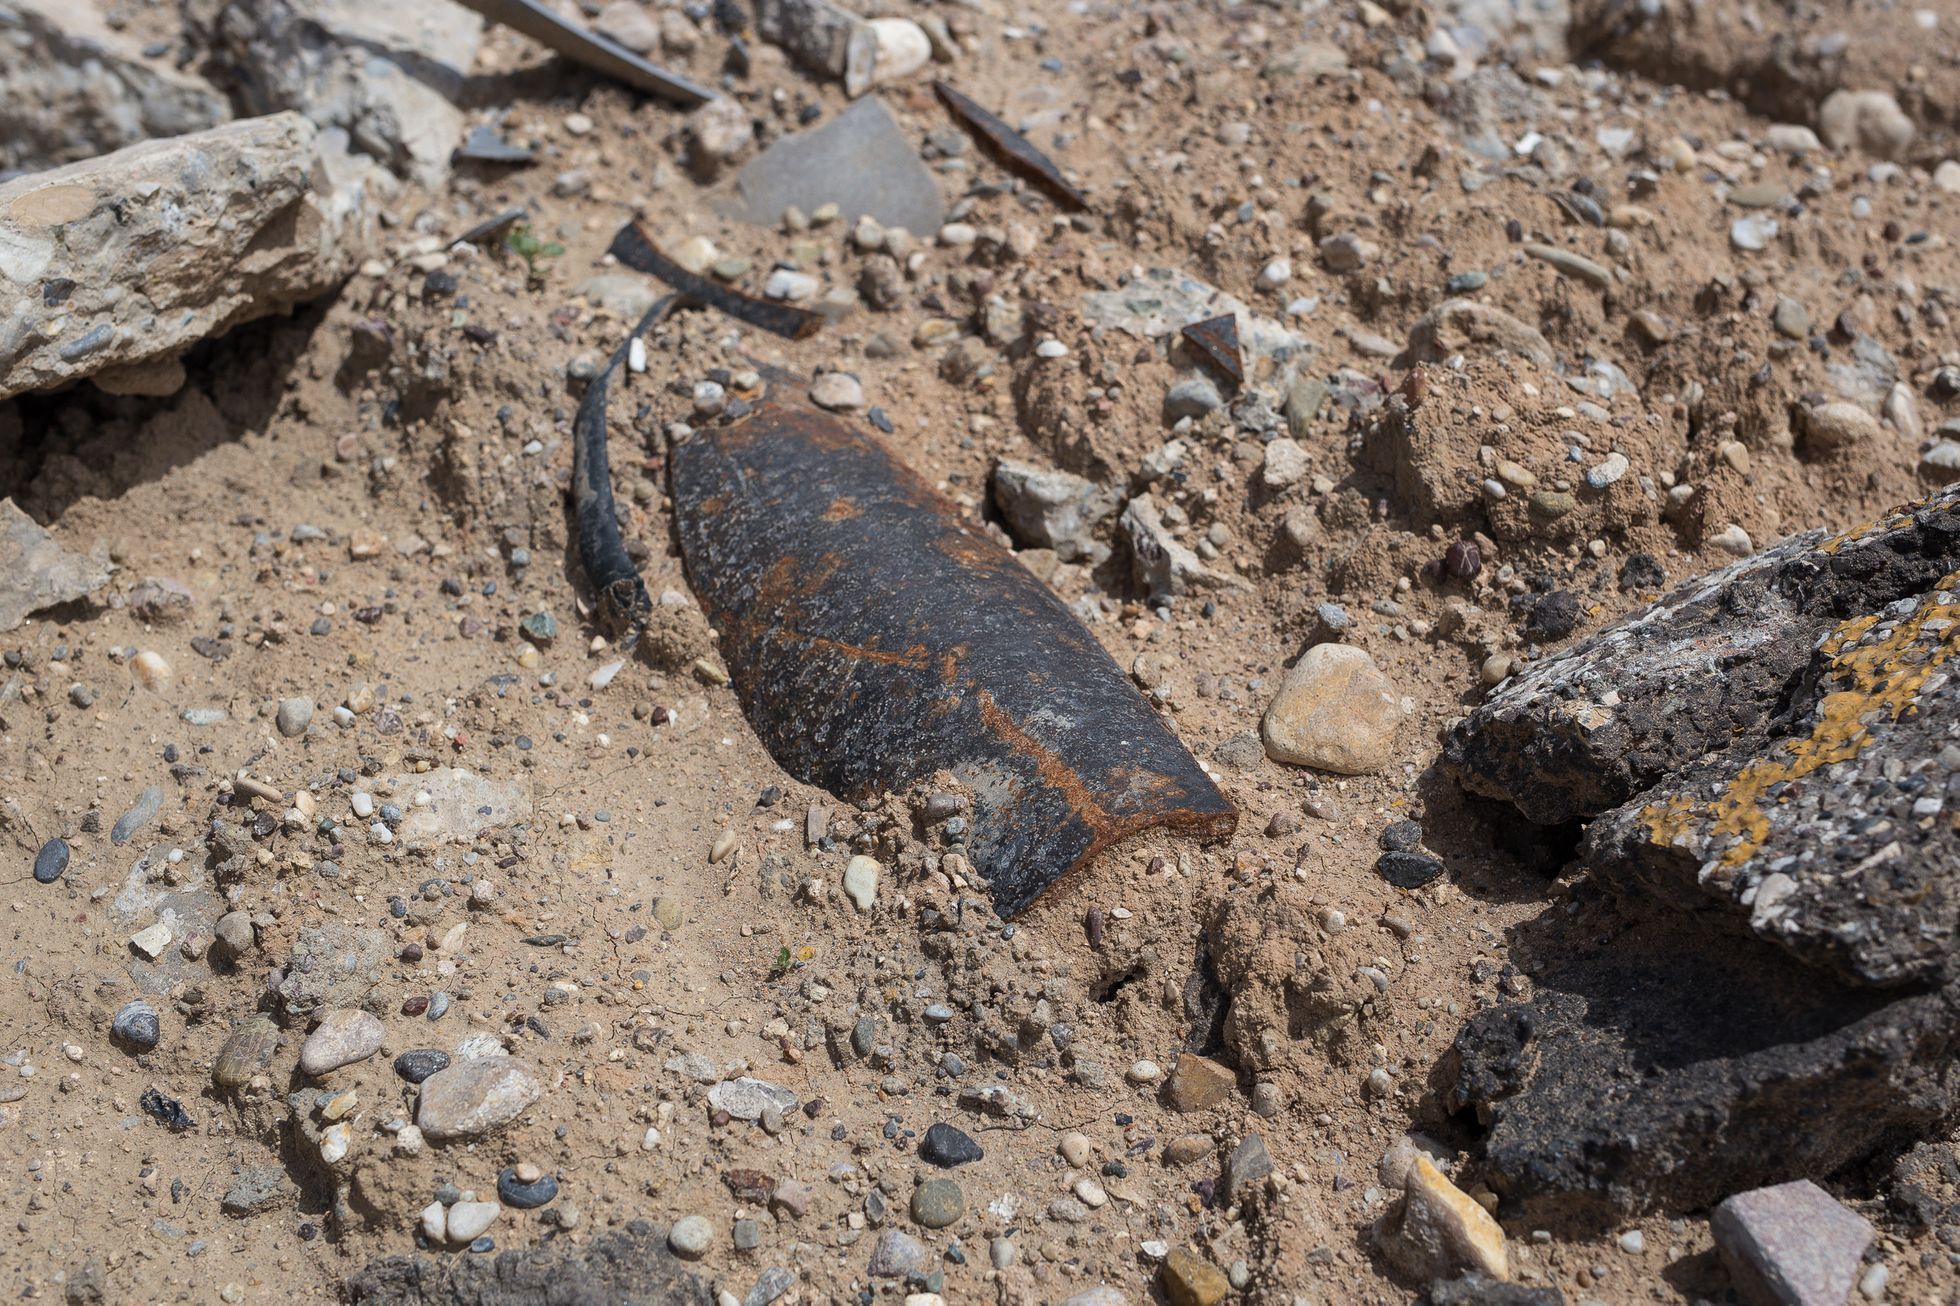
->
[1182,313,1243,386]
[671,381,1236,917]
[933,81,1090,213]
[608,222,823,341]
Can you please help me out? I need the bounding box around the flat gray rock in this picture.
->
[706,1076,797,1121]
[347,1219,712,1304]
[720,96,944,234]
[0,499,109,633]
[1712,1180,1872,1306]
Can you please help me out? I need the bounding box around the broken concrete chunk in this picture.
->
[991,459,1119,564]
[0,0,231,172]
[0,112,363,400]
[0,499,110,633]
[722,96,945,236]
[1711,1180,1873,1306]
[1377,1155,1509,1283]
[1120,495,1251,600]
[1084,268,1310,393]
[187,0,482,187]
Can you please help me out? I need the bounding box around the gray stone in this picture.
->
[865,1228,928,1277]
[992,460,1120,563]
[744,1266,794,1306]
[667,1215,713,1258]
[1221,1133,1272,1206]
[185,0,480,187]
[276,698,315,737]
[416,1055,542,1140]
[0,500,110,632]
[753,0,876,96]
[723,96,945,236]
[0,113,363,400]
[0,0,230,173]
[910,1178,963,1228]
[1164,375,1223,420]
[276,923,390,1017]
[111,1000,160,1051]
[1712,1180,1872,1306]
[1521,242,1612,289]
[111,786,163,846]
[592,1,659,53]
[708,1076,797,1121]
[683,96,752,180]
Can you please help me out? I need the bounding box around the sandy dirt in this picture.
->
[2,1,1959,1304]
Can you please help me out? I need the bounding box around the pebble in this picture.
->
[868,17,931,84]
[1257,258,1291,288]
[990,1237,1017,1270]
[1731,216,1778,251]
[1801,401,1880,453]
[299,1009,384,1077]
[497,1165,558,1209]
[213,1015,280,1088]
[1584,452,1629,489]
[809,372,865,411]
[131,649,173,689]
[1163,1248,1231,1305]
[446,1201,499,1243]
[919,1122,983,1167]
[1165,375,1223,419]
[112,1000,161,1051]
[1261,644,1407,774]
[1165,1052,1236,1111]
[1521,243,1610,289]
[669,1215,715,1258]
[111,786,163,845]
[213,911,254,957]
[764,270,819,302]
[33,837,69,884]
[842,855,880,911]
[416,1055,542,1140]
[868,1229,929,1278]
[1222,1133,1273,1205]
[1128,1059,1163,1084]
[911,1178,964,1228]
[420,1201,447,1244]
[276,698,314,737]
[1618,1230,1645,1254]
[1378,851,1446,888]
[1771,297,1811,340]
[1765,124,1823,155]
[1059,1132,1091,1167]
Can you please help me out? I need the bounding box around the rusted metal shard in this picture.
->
[452,0,714,106]
[450,206,527,250]
[932,81,1090,212]
[608,221,823,341]
[1181,313,1243,385]
[671,382,1236,917]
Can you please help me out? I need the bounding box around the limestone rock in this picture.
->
[992,460,1120,563]
[1711,1180,1872,1306]
[416,1055,542,1140]
[1120,495,1250,600]
[1262,644,1406,774]
[0,113,362,400]
[0,0,230,172]
[185,0,480,187]
[1377,1155,1509,1282]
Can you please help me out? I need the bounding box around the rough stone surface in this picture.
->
[1262,644,1406,774]
[1164,1053,1236,1112]
[221,1164,294,1216]
[1161,1249,1231,1306]
[865,1228,928,1278]
[707,1077,797,1121]
[1448,487,1960,1214]
[185,0,481,187]
[346,1220,713,1303]
[993,460,1120,564]
[0,500,110,632]
[0,113,361,400]
[416,1055,543,1140]
[1377,1156,1509,1283]
[1121,494,1250,599]
[0,0,231,173]
[1711,1180,1873,1306]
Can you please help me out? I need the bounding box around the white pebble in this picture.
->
[1127,1059,1162,1083]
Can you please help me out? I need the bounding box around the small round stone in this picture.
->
[497,1166,559,1209]
[276,698,314,737]
[911,1178,964,1229]
[668,1215,714,1258]
[919,1122,983,1168]
[34,837,69,884]
[112,1000,161,1051]
[1127,1059,1162,1084]
[394,1049,450,1084]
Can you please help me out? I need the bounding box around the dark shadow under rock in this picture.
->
[345,1221,714,1304]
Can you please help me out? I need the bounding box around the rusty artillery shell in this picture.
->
[671,382,1236,918]
[213,1014,280,1089]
